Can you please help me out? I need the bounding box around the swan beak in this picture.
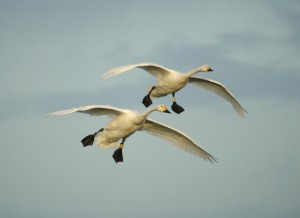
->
[164,109,171,113]
[208,68,213,72]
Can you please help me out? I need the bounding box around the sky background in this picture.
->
[1,0,300,217]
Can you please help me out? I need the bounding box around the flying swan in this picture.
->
[103,63,247,117]
[49,104,217,163]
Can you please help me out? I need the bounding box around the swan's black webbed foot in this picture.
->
[81,128,103,147]
[171,102,185,114]
[142,86,155,107]
[142,94,152,107]
[81,134,95,147]
[112,147,123,163]
[113,140,125,163]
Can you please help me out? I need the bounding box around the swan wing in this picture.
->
[103,63,174,80]
[189,77,247,117]
[48,105,125,119]
[142,118,217,163]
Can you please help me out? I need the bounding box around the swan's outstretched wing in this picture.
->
[103,63,174,80]
[49,105,125,119]
[143,118,217,163]
[189,77,247,117]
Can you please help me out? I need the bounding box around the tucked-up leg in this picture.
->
[171,92,185,114]
[112,138,126,163]
[81,128,104,147]
[142,86,155,107]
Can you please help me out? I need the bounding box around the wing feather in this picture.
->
[189,77,247,117]
[48,105,125,119]
[102,63,174,80]
[143,118,217,163]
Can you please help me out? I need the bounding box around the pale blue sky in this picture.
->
[1,0,300,217]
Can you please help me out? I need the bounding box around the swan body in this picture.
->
[49,104,217,163]
[103,63,246,117]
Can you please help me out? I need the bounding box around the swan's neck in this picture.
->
[185,67,203,77]
[140,106,157,117]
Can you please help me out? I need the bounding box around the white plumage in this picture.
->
[103,63,246,117]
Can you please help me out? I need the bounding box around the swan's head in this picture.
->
[157,104,171,113]
[199,65,213,72]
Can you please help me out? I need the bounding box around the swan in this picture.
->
[49,104,217,163]
[103,63,247,117]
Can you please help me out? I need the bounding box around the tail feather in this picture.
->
[95,132,119,148]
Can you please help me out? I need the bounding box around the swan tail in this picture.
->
[95,132,119,149]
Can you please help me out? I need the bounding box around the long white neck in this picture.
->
[140,106,158,117]
[185,66,205,77]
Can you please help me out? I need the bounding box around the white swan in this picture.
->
[103,63,246,117]
[49,104,217,163]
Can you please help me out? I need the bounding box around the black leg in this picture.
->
[112,138,126,163]
[81,128,104,147]
[142,86,155,107]
[171,92,185,114]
